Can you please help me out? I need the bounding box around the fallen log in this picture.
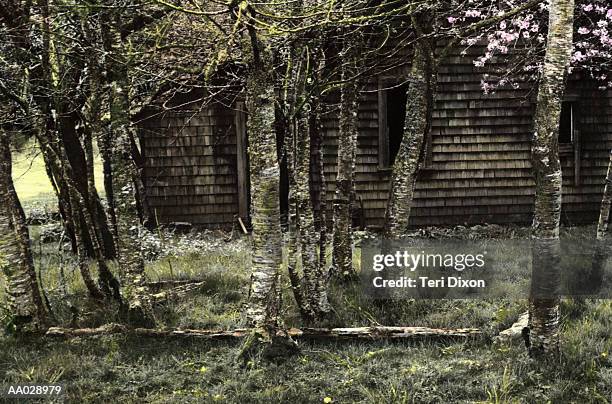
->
[494,312,529,345]
[145,279,205,292]
[151,281,206,303]
[45,324,482,341]
[293,326,482,340]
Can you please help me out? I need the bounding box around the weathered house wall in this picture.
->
[140,103,244,228]
[140,49,612,229]
[320,48,612,228]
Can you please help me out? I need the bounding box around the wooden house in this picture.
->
[138,46,612,230]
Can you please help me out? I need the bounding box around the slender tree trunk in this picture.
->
[589,151,612,293]
[597,151,612,240]
[237,6,299,362]
[384,40,436,238]
[527,0,574,358]
[0,132,48,332]
[282,44,311,316]
[100,6,154,327]
[98,127,118,238]
[296,108,331,318]
[244,47,283,333]
[39,3,120,299]
[67,186,104,300]
[309,95,328,270]
[285,110,312,319]
[283,33,330,320]
[331,42,359,279]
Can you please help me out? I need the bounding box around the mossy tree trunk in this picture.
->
[283,24,331,321]
[300,94,331,318]
[243,32,284,337]
[0,132,48,332]
[100,5,154,327]
[309,93,328,272]
[3,0,119,300]
[384,30,436,238]
[331,40,359,280]
[528,0,574,359]
[596,152,612,241]
[283,40,310,318]
[290,104,331,320]
[589,151,612,295]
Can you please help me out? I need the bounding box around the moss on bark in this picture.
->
[528,0,575,359]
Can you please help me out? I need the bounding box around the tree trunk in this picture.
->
[100,6,154,327]
[0,132,48,332]
[309,94,328,271]
[596,151,612,241]
[331,42,359,279]
[285,110,313,319]
[39,2,120,300]
[528,0,574,358]
[283,37,331,320]
[296,108,331,318]
[590,151,612,293]
[244,54,283,333]
[384,40,436,238]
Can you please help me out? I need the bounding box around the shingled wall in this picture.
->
[140,104,240,228]
[140,52,612,230]
[320,49,612,228]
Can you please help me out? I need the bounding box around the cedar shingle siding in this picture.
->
[141,104,240,227]
[141,51,612,229]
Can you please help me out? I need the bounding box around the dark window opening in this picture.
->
[559,101,574,144]
[387,84,408,165]
[379,82,408,168]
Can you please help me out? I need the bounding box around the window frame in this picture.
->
[558,96,582,186]
[377,77,434,171]
[378,79,391,170]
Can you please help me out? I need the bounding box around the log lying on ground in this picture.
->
[145,279,205,292]
[494,312,529,344]
[151,281,206,303]
[45,324,482,341]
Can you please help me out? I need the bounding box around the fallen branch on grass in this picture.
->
[145,279,206,292]
[494,312,529,345]
[45,324,482,341]
[151,281,206,303]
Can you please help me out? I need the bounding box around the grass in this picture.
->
[0,227,611,403]
[11,140,104,206]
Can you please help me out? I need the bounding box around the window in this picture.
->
[558,99,582,185]
[378,81,408,168]
[559,101,574,144]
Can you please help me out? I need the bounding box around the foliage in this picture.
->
[470,0,612,91]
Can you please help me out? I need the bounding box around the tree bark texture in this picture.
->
[244,42,283,333]
[309,95,328,271]
[590,151,612,294]
[0,133,47,331]
[332,42,359,279]
[292,107,331,319]
[384,40,436,238]
[47,324,482,341]
[283,34,331,320]
[100,6,154,327]
[528,0,574,358]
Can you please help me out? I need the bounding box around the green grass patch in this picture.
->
[0,228,610,403]
[11,140,104,206]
